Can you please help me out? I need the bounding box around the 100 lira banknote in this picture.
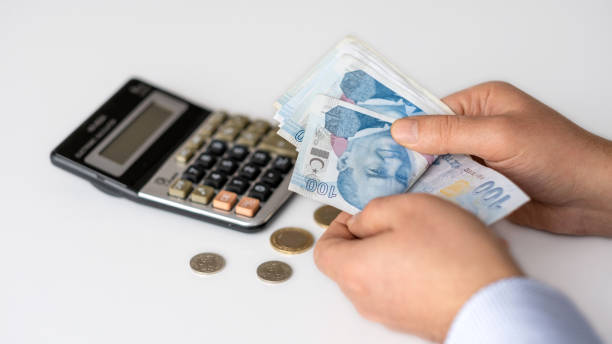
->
[289,96,431,213]
[275,37,453,148]
[289,96,529,225]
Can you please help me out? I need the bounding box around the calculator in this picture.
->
[51,78,296,232]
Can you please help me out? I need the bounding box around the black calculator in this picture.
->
[51,78,296,232]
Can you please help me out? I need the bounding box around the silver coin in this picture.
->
[256,260,292,283]
[190,252,225,275]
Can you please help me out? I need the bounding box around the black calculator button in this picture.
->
[228,145,249,161]
[248,182,272,202]
[250,150,271,166]
[194,153,217,169]
[272,156,293,173]
[226,177,250,194]
[183,165,206,183]
[218,159,239,174]
[261,169,282,187]
[239,163,261,180]
[204,171,228,189]
[207,140,227,156]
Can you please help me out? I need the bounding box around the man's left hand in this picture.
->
[314,194,521,342]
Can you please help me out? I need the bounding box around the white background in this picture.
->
[1,1,611,343]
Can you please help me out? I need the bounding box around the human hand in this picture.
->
[314,194,521,342]
[391,82,612,236]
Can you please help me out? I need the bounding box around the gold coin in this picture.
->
[270,227,314,254]
[189,253,225,275]
[313,205,342,229]
[256,260,292,283]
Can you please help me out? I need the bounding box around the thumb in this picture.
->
[390,115,514,162]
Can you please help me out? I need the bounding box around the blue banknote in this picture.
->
[289,96,431,213]
[275,37,453,147]
[278,57,423,145]
[289,96,529,224]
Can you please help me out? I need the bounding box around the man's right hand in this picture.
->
[390,81,612,236]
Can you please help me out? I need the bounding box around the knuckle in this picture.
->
[435,115,459,150]
[363,197,386,216]
[340,260,368,294]
[354,304,377,321]
[485,80,517,92]
[404,193,441,212]
[313,241,331,271]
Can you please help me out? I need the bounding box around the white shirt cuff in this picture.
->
[445,277,601,344]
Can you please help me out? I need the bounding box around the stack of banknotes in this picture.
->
[274,36,529,225]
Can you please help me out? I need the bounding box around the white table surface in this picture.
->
[2,1,611,343]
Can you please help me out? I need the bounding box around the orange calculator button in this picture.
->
[235,197,260,217]
[212,190,238,211]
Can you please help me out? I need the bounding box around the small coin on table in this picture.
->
[256,260,292,283]
[270,227,314,254]
[313,205,342,229]
[189,252,225,275]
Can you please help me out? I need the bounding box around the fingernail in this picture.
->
[391,119,418,145]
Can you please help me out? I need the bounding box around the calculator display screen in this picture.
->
[100,103,172,164]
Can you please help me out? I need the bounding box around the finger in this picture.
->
[314,212,357,279]
[508,201,607,236]
[347,194,413,238]
[442,81,528,117]
[320,212,355,242]
[390,114,516,162]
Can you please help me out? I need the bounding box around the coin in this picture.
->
[189,253,225,275]
[270,227,314,254]
[313,205,342,229]
[256,260,292,283]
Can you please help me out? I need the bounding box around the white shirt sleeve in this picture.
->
[445,277,602,344]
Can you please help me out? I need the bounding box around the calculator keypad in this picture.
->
[140,111,295,227]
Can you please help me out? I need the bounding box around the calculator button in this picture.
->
[186,134,206,149]
[225,177,250,194]
[198,123,217,139]
[225,115,250,129]
[213,190,238,211]
[235,131,263,147]
[203,171,228,189]
[248,183,272,202]
[190,185,215,205]
[239,163,261,180]
[168,179,193,199]
[206,111,228,127]
[245,120,270,134]
[194,153,217,169]
[272,156,293,173]
[206,140,227,156]
[183,165,206,183]
[176,146,195,163]
[258,132,297,159]
[228,145,249,161]
[218,159,239,174]
[250,150,271,166]
[235,197,260,217]
[261,169,282,187]
[214,125,240,141]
